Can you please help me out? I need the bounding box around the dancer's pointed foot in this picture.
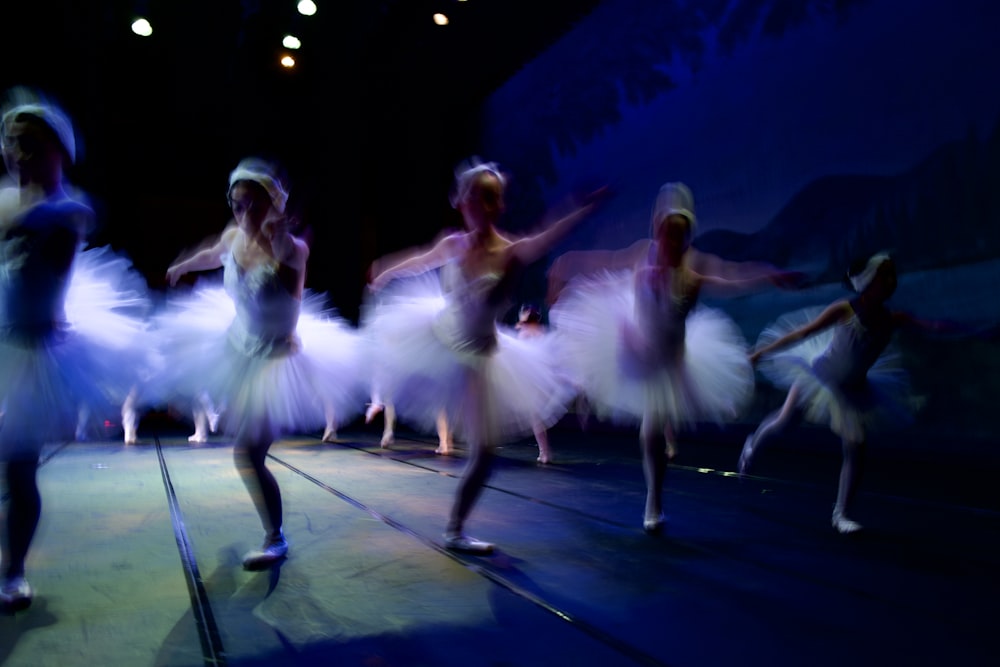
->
[643,513,665,535]
[435,440,452,455]
[322,427,338,443]
[124,429,137,445]
[0,577,33,612]
[207,411,221,433]
[380,431,395,448]
[365,402,384,424]
[188,432,207,444]
[444,532,494,554]
[665,441,677,460]
[242,532,289,570]
[738,434,756,475]
[832,511,863,534]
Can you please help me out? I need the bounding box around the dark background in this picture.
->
[2,0,600,320]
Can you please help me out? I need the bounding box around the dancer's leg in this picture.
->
[739,384,801,474]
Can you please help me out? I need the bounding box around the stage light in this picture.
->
[282,34,302,50]
[297,0,317,16]
[131,17,153,37]
[280,54,296,69]
[433,13,449,26]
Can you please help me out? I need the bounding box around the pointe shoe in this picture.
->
[207,412,221,433]
[124,429,137,445]
[435,441,452,455]
[444,532,494,554]
[380,431,395,448]
[643,513,666,535]
[0,576,33,612]
[242,532,289,570]
[322,428,339,443]
[188,432,207,444]
[832,511,863,534]
[365,403,384,424]
[738,434,755,475]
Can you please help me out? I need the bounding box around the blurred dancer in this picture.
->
[361,267,453,453]
[549,182,799,534]
[0,90,149,610]
[366,158,605,553]
[739,253,957,534]
[513,304,555,464]
[160,157,367,569]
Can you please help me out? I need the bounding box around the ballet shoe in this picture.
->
[643,513,666,535]
[435,441,452,455]
[242,532,289,570]
[665,441,677,460]
[444,532,494,554]
[123,429,137,445]
[188,432,207,444]
[832,511,863,534]
[738,434,755,475]
[365,403,384,424]
[322,428,339,443]
[0,576,33,612]
[380,431,395,448]
[207,412,221,433]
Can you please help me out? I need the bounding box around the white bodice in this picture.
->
[0,197,88,336]
[223,252,300,356]
[432,259,506,354]
[634,266,695,358]
[813,301,894,387]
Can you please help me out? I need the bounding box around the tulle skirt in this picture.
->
[755,306,916,442]
[150,284,370,439]
[362,273,576,444]
[549,270,754,428]
[0,245,155,456]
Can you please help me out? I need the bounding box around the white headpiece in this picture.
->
[650,182,696,237]
[1,91,77,164]
[228,159,288,214]
[449,157,506,208]
[849,252,892,292]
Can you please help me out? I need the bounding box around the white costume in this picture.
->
[550,263,754,429]
[363,262,576,444]
[0,199,151,455]
[755,301,915,442]
[150,251,369,439]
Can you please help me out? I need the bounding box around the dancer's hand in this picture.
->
[165,264,185,286]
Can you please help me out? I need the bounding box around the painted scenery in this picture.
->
[481,0,1000,452]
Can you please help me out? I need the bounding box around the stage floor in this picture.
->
[1,423,996,667]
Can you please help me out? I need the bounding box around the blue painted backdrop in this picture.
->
[479,0,1000,455]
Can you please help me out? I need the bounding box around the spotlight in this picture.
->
[131,17,153,37]
[297,0,317,16]
[433,13,449,26]
[280,54,296,69]
[282,34,302,50]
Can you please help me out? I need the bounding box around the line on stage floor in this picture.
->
[155,436,227,667]
[269,452,673,667]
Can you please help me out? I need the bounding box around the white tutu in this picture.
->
[755,306,916,441]
[362,271,576,443]
[550,270,754,428]
[1,245,154,455]
[150,280,370,438]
